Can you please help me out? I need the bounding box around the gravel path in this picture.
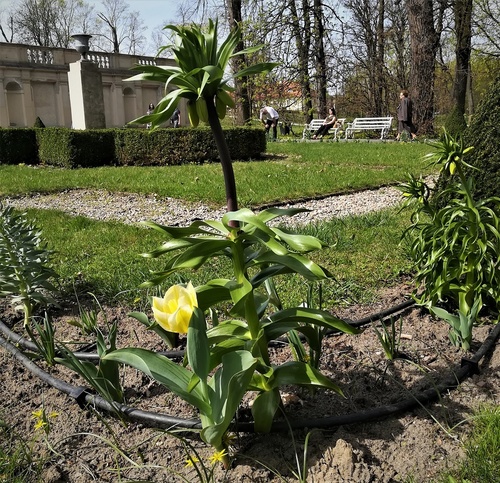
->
[4,186,404,227]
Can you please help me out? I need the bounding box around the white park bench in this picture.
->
[303,118,346,140]
[344,117,393,139]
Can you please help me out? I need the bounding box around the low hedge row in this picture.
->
[0,128,39,165]
[0,127,266,167]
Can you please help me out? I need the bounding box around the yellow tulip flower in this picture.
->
[152,282,198,334]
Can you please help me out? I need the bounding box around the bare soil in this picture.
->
[1,283,499,483]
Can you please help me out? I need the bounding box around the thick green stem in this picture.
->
[206,95,238,218]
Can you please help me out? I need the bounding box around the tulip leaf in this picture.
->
[195,282,232,310]
[103,348,210,413]
[202,350,258,448]
[207,320,251,343]
[253,252,331,280]
[263,307,360,338]
[188,308,210,382]
[271,227,326,252]
[268,361,343,394]
[251,388,281,433]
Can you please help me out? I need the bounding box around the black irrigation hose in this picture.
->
[0,298,415,362]
[1,302,499,434]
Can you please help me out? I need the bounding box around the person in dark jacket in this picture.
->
[396,89,417,140]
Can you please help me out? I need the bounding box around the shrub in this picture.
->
[33,117,45,128]
[1,127,265,168]
[114,127,265,166]
[435,75,500,202]
[0,128,38,165]
[443,106,467,138]
[36,128,116,168]
[462,75,500,201]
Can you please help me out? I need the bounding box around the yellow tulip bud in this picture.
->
[152,282,198,334]
[449,161,456,174]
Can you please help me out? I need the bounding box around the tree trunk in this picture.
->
[375,0,385,116]
[453,0,473,116]
[313,0,327,116]
[405,0,440,135]
[227,0,251,124]
[290,0,313,122]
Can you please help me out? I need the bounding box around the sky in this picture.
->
[87,0,183,37]
[0,0,184,50]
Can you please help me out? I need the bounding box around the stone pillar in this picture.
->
[67,60,106,129]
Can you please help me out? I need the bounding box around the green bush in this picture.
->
[36,128,116,168]
[0,128,38,165]
[443,106,467,138]
[114,127,265,166]
[462,75,500,201]
[0,127,265,168]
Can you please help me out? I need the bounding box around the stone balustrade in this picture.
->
[0,42,181,129]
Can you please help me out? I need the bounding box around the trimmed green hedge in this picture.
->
[0,127,266,168]
[36,128,116,168]
[114,127,266,166]
[0,128,38,165]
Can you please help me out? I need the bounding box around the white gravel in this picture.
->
[4,186,404,227]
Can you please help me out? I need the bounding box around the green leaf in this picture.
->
[187,307,210,382]
[252,252,331,280]
[202,350,258,448]
[103,348,210,413]
[268,361,343,394]
[251,388,281,433]
[271,227,326,252]
[263,307,360,339]
[195,281,232,310]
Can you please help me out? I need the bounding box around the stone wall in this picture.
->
[0,42,184,129]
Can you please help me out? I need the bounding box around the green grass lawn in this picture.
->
[1,140,436,305]
[0,141,433,207]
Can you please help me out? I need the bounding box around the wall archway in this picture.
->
[5,81,25,127]
[123,87,136,124]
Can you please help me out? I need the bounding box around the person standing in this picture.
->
[171,107,181,128]
[146,102,154,129]
[396,90,417,140]
[260,106,279,140]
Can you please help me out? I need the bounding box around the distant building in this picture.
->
[0,42,182,128]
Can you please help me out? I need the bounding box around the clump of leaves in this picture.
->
[400,131,500,349]
[0,203,58,325]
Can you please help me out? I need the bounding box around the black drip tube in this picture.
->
[0,298,415,362]
[1,301,498,433]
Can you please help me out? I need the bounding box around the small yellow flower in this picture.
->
[31,409,44,420]
[152,282,198,334]
[209,449,228,465]
[48,411,59,419]
[34,419,47,431]
[185,455,199,467]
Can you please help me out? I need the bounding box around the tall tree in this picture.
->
[13,0,87,48]
[313,0,327,115]
[405,0,444,134]
[94,0,146,54]
[227,0,252,124]
[343,0,389,116]
[291,0,314,120]
[474,0,500,58]
[0,13,14,43]
[453,0,473,118]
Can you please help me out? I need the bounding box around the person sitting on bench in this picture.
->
[312,107,339,139]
